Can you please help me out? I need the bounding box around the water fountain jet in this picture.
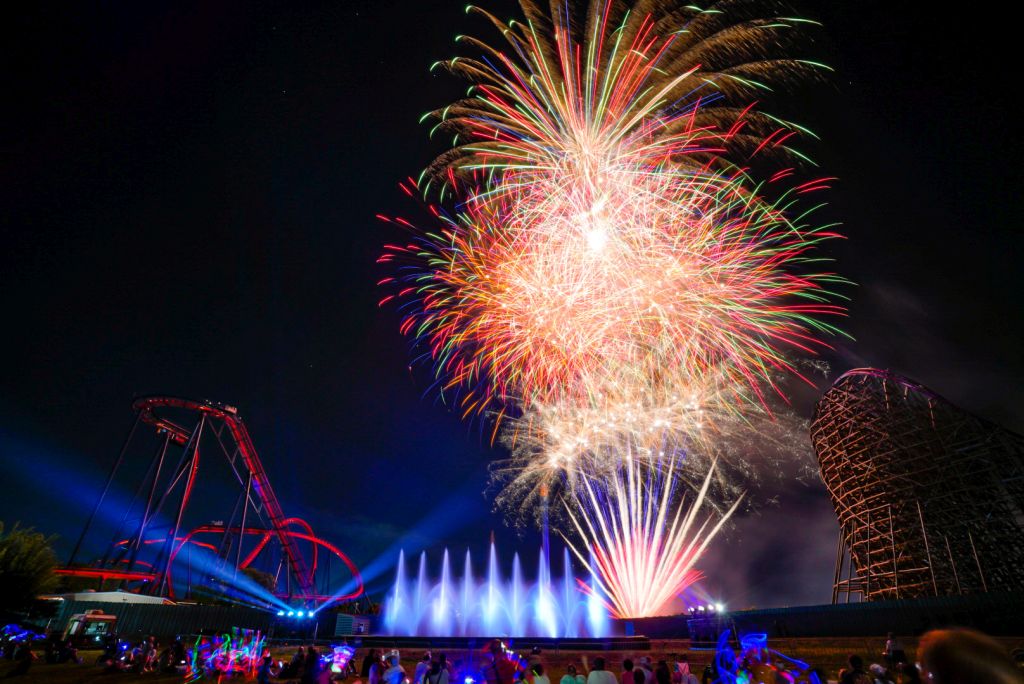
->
[384,543,609,637]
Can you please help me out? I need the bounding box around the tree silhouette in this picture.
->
[0,522,58,614]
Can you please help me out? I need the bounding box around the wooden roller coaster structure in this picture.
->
[811,369,1024,603]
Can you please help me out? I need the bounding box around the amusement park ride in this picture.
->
[56,396,363,607]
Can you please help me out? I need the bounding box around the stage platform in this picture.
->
[626,590,1024,639]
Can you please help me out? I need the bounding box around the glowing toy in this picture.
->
[186,628,266,682]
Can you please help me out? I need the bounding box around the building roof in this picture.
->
[44,590,173,605]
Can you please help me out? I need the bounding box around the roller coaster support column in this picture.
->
[157,414,205,596]
[234,472,252,582]
[125,431,171,577]
[67,412,141,568]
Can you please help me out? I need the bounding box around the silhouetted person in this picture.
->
[369,651,385,684]
[301,647,321,684]
[415,652,433,684]
[4,644,37,678]
[285,646,306,679]
[100,632,119,666]
[561,664,585,684]
[439,653,452,679]
[839,655,872,684]
[258,655,274,684]
[621,658,635,684]
[918,629,1023,684]
[484,640,519,684]
[62,640,81,664]
[897,662,922,684]
[427,656,451,684]
[172,640,188,672]
[674,655,690,676]
[588,657,618,684]
[883,633,906,668]
[655,660,671,684]
[362,648,379,678]
[383,653,407,684]
[868,663,894,684]
[636,657,655,684]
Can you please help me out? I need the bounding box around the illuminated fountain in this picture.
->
[383,543,609,637]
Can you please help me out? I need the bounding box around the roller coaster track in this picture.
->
[60,395,362,605]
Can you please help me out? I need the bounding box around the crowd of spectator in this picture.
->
[2,627,1022,681]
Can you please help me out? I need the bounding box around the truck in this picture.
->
[61,609,118,648]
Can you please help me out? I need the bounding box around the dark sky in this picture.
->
[1,1,1021,611]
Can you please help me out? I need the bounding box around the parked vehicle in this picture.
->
[61,609,117,648]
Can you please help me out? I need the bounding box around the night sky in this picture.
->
[2,1,1021,610]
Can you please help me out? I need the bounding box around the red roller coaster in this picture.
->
[58,396,363,606]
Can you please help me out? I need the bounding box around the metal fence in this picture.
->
[48,600,274,640]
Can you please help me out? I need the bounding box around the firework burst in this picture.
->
[381,0,845,422]
[426,0,828,179]
[381,156,844,424]
[563,457,742,618]
[380,0,845,619]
